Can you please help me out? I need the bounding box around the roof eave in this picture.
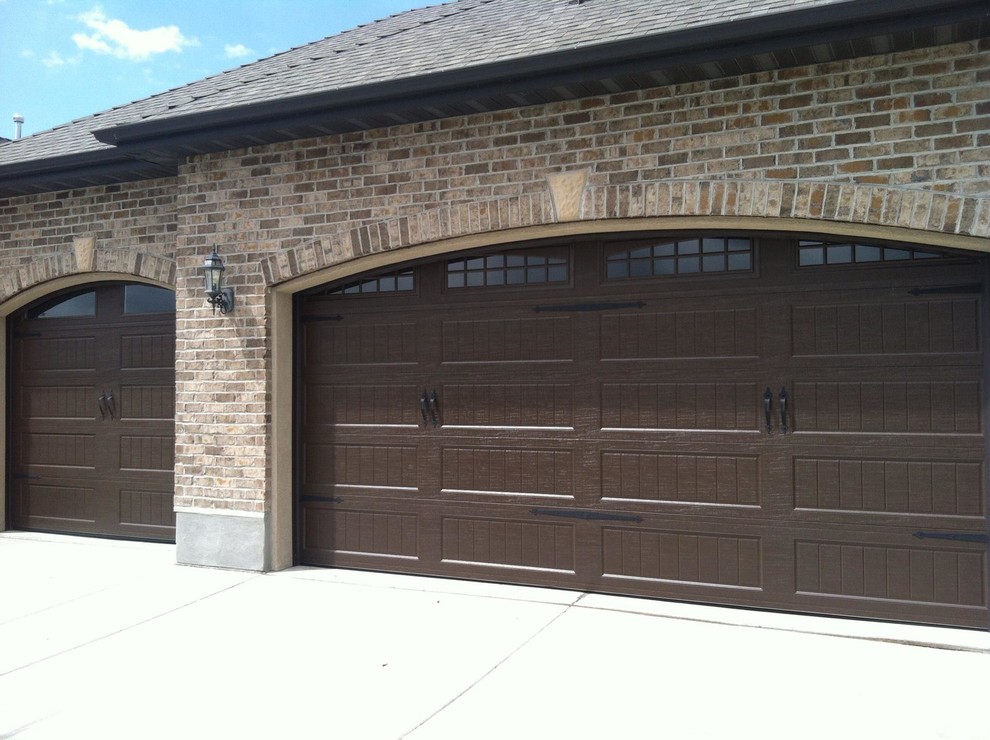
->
[3,0,988,196]
[92,0,989,150]
[0,150,176,197]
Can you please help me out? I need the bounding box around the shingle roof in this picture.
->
[122,0,824,121]
[1,0,986,194]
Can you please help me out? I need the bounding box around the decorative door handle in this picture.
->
[428,390,440,427]
[779,386,789,434]
[763,387,773,434]
[105,391,116,420]
[419,390,430,427]
[98,393,108,420]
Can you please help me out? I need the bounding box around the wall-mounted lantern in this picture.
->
[202,245,235,315]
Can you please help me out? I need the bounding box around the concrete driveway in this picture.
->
[1,532,987,740]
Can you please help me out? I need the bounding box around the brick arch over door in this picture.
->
[261,179,990,286]
[0,250,176,306]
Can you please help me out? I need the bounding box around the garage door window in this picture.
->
[123,285,176,314]
[447,250,569,288]
[798,240,945,266]
[27,289,97,319]
[327,269,415,296]
[605,237,753,279]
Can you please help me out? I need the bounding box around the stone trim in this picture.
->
[260,179,990,286]
[0,247,176,304]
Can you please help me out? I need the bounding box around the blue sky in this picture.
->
[0,0,429,138]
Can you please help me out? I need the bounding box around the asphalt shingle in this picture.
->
[0,0,868,169]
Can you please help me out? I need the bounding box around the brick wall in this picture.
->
[186,39,989,256]
[2,39,988,517]
[0,179,177,299]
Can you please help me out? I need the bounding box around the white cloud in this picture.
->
[224,44,253,60]
[72,8,198,61]
[42,50,68,68]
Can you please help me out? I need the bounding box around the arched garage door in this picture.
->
[9,283,176,541]
[297,234,989,628]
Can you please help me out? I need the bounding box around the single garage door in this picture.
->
[298,234,989,628]
[9,282,176,541]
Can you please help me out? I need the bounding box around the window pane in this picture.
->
[799,247,824,266]
[679,256,700,273]
[507,268,526,284]
[123,285,175,314]
[30,290,96,319]
[702,238,724,253]
[466,271,485,287]
[654,243,676,257]
[655,257,676,275]
[703,254,724,272]
[855,245,882,262]
[629,259,651,277]
[607,261,628,279]
[884,248,911,261]
[826,245,853,264]
[727,238,750,252]
[677,240,700,255]
[548,266,568,283]
[728,253,752,271]
[447,272,465,288]
[396,274,414,291]
[487,271,505,285]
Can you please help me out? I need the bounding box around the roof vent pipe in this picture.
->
[13,114,24,140]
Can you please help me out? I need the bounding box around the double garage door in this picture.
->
[298,234,989,628]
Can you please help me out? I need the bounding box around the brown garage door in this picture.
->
[9,283,176,541]
[298,235,989,628]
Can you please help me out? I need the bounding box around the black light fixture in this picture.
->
[202,245,235,315]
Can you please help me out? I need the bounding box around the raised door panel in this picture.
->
[119,333,175,370]
[17,335,97,374]
[442,383,574,429]
[791,532,987,622]
[600,382,759,432]
[13,483,96,527]
[601,525,763,590]
[441,516,576,574]
[793,455,984,519]
[600,307,759,361]
[303,383,421,428]
[791,298,980,361]
[441,446,575,499]
[792,379,982,436]
[303,505,421,561]
[441,315,574,364]
[303,319,420,368]
[600,450,761,507]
